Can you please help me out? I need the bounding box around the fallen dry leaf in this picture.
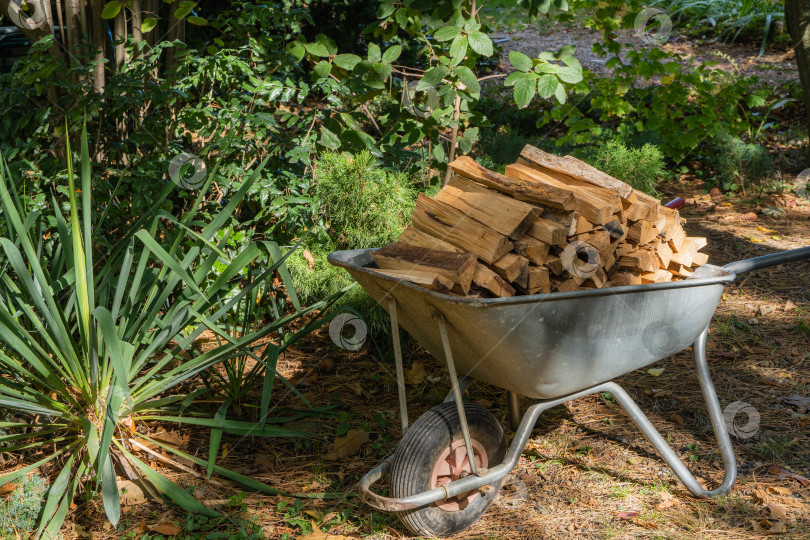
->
[783,395,810,414]
[297,522,355,540]
[766,486,793,496]
[670,413,685,426]
[785,299,797,311]
[117,480,146,503]
[616,510,640,520]
[757,226,778,234]
[150,522,181,536]
[405,362,426,384]
[767,503,788,521]
[347,382,363,396]
[655,491,678,510]
[751,518,787,535]
[221,442,232,459]
[253,454,274,469]
[757,304,779,316]
[647,368,664,377]
[0,483,18,497]
[768,465,810,486]
[73,523,90,538]
[325,429,370,460]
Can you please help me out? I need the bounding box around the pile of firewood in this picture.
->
[370,145,708,297]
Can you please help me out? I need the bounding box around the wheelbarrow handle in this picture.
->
[723,246,810,275]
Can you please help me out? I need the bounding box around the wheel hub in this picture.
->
[430,438,488,511]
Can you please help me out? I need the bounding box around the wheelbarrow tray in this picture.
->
[329,248,734,399]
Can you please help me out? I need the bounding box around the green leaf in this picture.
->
[377,1,396,18]
[504,71,529,87]
[319,126,341,150]
[101,1,122,19]
[187,16,208,26]
[382,45,402,63]
[368,43,381,63]
[514,78,536,108]
[554,83,567,104]
[454,66,480,93]
[288,43,306,63]
[557,65,582,84]
[313,60,332,79]
[509,51,533,72]
[174,6,193,19]
[434,26,463,41]
[557,44,576,58]
[536,74,559,99]
[305,42,330,58]
[207,400,231,479]
[119,446,219,518]
[141,17,157,33]
[467,31,493,56]
[449,35,468,66]
[561,54,582,71]
[416,66,447,91]
[334,53,361,70]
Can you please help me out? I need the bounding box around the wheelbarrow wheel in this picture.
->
[390,401,506,537]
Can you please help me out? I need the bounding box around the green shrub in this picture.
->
[314,150,415,250]
[475,154,506,174]
[0,475,48,534]
[587,138,665,196]
[711,132,773,193]
[287,151,417,337]
[477,128,531,168]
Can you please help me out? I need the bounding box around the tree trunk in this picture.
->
[88,0,106,93]
[786,0,810,163]
[113,8,127,72]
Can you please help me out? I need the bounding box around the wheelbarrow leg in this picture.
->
[507,391,521,432]
[604,326,737,497]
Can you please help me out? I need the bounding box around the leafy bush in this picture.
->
[477,128,531,168]
[0,475,48,534]
[587,138,666,196]
[710,132,773,193]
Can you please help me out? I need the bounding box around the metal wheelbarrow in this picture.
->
[328,246,810,537]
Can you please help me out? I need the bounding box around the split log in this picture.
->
[489,253,530,286]
[450,156,576,210]
[512,236,550,265]
[519,144,633,197]
[525,217,567,246]
[437,175,538,240]
[412,193,513,264]
[372,243,477,294]
[473,264,516,297]
[505,163,615,225]
[374,268,454,291]
[398,226,463,252]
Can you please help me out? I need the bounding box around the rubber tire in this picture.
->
[390,401,506,537]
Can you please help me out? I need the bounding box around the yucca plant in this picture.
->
[0,126,340,537]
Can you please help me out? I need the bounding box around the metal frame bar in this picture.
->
[387,298,409,434]
[435,313,479,476]
[359,325,737,511]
